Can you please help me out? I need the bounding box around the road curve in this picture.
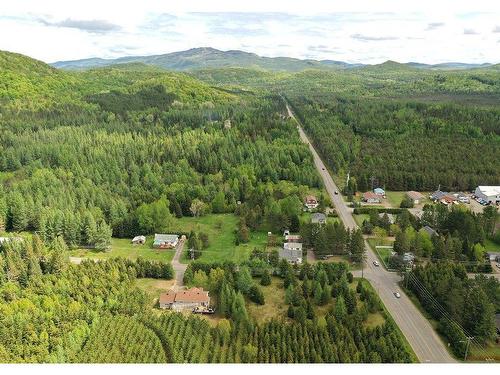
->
[286,102,456,363]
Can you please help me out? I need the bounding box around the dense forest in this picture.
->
[288,95,500,191]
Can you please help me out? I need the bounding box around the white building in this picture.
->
[474,186,500,204]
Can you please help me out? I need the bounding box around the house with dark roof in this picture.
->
[159,287,210,311]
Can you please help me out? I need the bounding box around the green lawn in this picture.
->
[354,214,370,226]
[135,278,175,306]
[171,214,269,264]
[385,191,406,208]
[367,238,394,269]
[69,237,175,263]
[484,239,500,252]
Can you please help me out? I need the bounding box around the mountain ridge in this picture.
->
[51,47,495,72]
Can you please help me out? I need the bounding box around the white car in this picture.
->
[394,292,401,298]
[373,261,380,267]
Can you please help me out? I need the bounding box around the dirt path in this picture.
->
[171,238,187,291]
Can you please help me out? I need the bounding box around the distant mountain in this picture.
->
[51,47,496,73]
[407,62,493,70]
[51,47,362,72]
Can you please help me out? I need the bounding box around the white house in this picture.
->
[475,186,500,204]
[131,235,146,245]
[304,195,319,210]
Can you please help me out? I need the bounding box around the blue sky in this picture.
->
[0,1,499,64]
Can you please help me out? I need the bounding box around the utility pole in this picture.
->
[460,336,473,361]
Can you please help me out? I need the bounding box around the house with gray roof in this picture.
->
[311,213,327,225]
[279,242,303,264]
[421,225,438,237]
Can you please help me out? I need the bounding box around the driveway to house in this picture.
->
[286,102,456,363]
[171,238,187,290]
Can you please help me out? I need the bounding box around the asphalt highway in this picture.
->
[287,103,456,363]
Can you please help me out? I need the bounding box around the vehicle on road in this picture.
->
[373,260,380,267]
[322,167,325,170]
[496,263,500,269]
[394,292,401,298]
[192,306,215,314]
[334,191,338,195]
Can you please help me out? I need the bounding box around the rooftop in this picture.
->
[160,287,210,304]
[154,234,178,242]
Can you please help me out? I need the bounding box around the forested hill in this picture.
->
[0,50,236,111]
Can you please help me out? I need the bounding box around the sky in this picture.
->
[0,1,499,64]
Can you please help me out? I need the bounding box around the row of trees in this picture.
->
[405,263,499,358]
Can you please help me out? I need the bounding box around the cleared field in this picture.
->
[246,276,288,323]
[171,214,268,264]
[385,191,406,208]
[136,278,175,305]
[69,237,175,263]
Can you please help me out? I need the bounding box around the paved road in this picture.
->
[171,239,187,291]
[286,103,456,363]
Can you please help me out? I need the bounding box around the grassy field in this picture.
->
[246,276,288,323]
[385,191,406,208]
[171,214,269,264]
[484,239,500,252]
[69,237,175,263]
[135,278,175,306]
[367,238,394,269]
[354,214,370,226]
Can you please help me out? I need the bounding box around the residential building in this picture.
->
[284,234,301,243]
[311,212,327,224]
[159,287,210,311]
[363,192,381,203]
[430,190,447,201]
[373,187,385,196]
[279,242,303,264]
[406,191,424,204]
[131,235,146,245]
[153,234,179,249]
[474,186,500,204]
[304,195,319,209]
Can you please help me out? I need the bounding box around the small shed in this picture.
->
[374,188,385,196]
[406,191,424,204]
[132,235,146,245]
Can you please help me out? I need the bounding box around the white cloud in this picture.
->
[0,2,499,64]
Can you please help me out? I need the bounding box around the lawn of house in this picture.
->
[172,214,269,264]
[367,238,394,269]
[69,237,175,263]
[135,278,175,306]
[385,191,406,208]
[354,214,370,227]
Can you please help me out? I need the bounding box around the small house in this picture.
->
[279,242,303,264]
[304,195,319,209]
[363,192,381,203]
[430,190,447,201]
[373,187,385,196]
[131,235,146,245]
[311,212,327,225]
[285,234,301,243]
[159,287,211,311]
[283,229,290,236]
[406,191,424,205]
[440,195,457,205]
[153,234,179,249]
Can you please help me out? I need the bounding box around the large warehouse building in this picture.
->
[474,186,500,204]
